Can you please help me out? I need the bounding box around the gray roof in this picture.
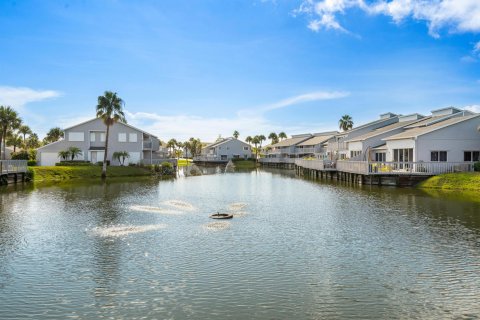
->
[383,114,480,141]
[271,135,312,147]
[64,118,158,138]
[297,133,337,146]
[346,119,423,142]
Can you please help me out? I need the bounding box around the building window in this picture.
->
[129,133,137,142]
[393,148,413,162]
[375,152,386,162]
[118,133,127,142]
[243,146,249,151]
[350,150,361,158]
[464,151,480,162]
[100,133,105,142]
[68,132,84,142]
[431,151,447,162]
[90,132,95,142]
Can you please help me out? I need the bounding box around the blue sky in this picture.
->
[1,0,479,141]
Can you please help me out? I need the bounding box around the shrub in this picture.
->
[128,162,137,167]
[25,167,35,181]
[11,151,30,160]
[27,160,37,166]
[161,161,175,175]
[55,161,92,166]
[97,161,110,166]
[474,162,480,172]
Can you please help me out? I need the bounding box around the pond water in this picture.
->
[1,169,479,319]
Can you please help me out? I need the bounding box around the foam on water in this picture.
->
[92,224,167,237]
[228,203,247,211]
[202,221,231,231]
[162,200,196,211]
[130,205,184,215]
[231,211,249,218]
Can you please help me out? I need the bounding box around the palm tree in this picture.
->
[7,133,23,152]
[18,125,32,146]
[43,127,64,144]
[167,139,177,157]
[113,151,130,165]
[339,115,354,132]
[278,132,287,141]
[233,130,239,139]
[58,150,70,161]
[26,133,41,149]
[268,132,279,145]
[96,91,126,178]
[0,106,22,160]
[258,135,266,149]
[188,137,202,158]
[252,136,260,160]
[68,146,82,161]
[245,136,252,145]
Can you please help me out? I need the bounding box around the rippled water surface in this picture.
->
[1,169,480,319]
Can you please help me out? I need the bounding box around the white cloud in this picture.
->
[464,105,480,113]
[0,86,61,108]
[296,0,480,37]
[124,91,347,141]
[460,55,477,63]
[474,41,480,53]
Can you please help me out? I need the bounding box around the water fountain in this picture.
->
[224,160,236,173]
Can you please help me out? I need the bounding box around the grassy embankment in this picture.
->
[232,160,259,169]
[32,166,153,182]
[417,172,480,192]
[177,158,193,167]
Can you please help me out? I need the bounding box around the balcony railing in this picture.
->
[294,159,336,170]
[259,158,296,164]
[295,147,316,154]
[0,160,28,173]
[143,141,152,149]
[337,161,474,175]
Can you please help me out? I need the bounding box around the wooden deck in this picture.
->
[0,160,28,185]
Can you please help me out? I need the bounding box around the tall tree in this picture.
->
[233,130,239,139]
[278,132,287,141]
[43,127,64,144]
[188,137,202,158]
[252,136,260,160]
[167,139,177,157]
[26,133,41,149]
[18,125,32,146]
[7,133,23,152]
[96,91,126,178]
[0,106,22,160]
[268,132,279,145]
[258,135,266,149]
[245,136,252,145]
[339,115,354,132]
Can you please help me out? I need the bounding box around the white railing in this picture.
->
[295,147,317,154]
[336,161,474,175]
[259,157,296,164]
[0,160,28,173]
[194,155,228,162]
[294,159,336,170]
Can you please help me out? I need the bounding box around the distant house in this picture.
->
[195,137,252,162]
[383,111,480,163]
[37,118,163,166]
[326,112,400,160]
[265,134,313,159]
[294,131,339,159]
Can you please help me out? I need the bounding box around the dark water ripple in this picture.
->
[0,171,479,319]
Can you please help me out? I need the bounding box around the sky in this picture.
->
[1,0,479,142]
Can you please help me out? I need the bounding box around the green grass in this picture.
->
[32,166,153,182]
[417,172,480,192]
[177,158,193,167]
[232,160,259,169]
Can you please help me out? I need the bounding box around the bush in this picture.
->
[97,161,110,166]
[56,161,92,166]
[474,162,480,172]
[25,167,35,181]
[27,160,37,166]
[161,161,175,175]
[11,151,30,160]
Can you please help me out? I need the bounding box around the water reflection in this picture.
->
[0,170,479,319]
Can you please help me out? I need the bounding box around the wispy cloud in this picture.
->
[0,86,61,108]
[296,0,480,38]
[124,91,347,141]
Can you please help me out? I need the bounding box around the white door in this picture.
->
[40,152,60,166]
[128,152,141,165]
[90,151,105,164]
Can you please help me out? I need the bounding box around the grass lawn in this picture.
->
[417,172,480,191]
[232,160,259,169]
[32,166,153,182]
[177,158,193,167]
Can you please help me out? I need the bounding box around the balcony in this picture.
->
[143,141,152,149]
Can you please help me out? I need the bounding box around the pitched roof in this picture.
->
[204,137,250,149]
[271,135,312,147]
[297,133,338,146]
[383,114,480,141]
[63,118,158,138]
[346,118,423,142]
